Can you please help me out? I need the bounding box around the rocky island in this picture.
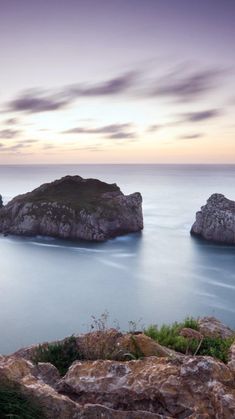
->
[0,316,235,418]
[191,193,235,244]
[0,175,143,241]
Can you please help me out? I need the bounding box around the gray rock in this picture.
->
[191,193,235,244]
[198,316,235,339]
[0,175,143,241]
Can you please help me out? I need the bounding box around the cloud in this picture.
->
[151,68,223,102]
[5,118,19,125]
[107,132,136,139]
[0,139,38,153]
[0,129,21,139]
[64,123,137,140]
[183,109,222,122]
[7,89,70,114]
[5,72,137,114]
[147,124,162,132]
[65,123,132,135]
[68,72,136,97]
[179,133,204,140]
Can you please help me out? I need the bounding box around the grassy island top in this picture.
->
[4,176,123,211]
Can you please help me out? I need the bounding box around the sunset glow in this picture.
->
[0,0,234,163]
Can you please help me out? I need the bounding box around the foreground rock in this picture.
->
[191,193,235,243]
[0,175,143,241]
[2,321,235,418]
[1,354,235,418]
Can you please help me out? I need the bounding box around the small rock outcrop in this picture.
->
[191,193,235,243]
[0,175,143,241]
[199,316,235,340]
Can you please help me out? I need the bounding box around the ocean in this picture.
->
[0,164,235,354]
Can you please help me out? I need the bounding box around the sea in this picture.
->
[0,164,235,354]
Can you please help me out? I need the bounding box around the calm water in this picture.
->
[0,164,235,354]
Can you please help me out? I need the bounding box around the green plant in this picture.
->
[0,385,43,418]
[33,336,81,376]
[129,335,144,359]
[182,317,199,330]
[198,337,234,363]
[145,319,199,354]
[144,317,233,363]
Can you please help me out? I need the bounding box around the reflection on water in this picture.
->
[0,164,235,353]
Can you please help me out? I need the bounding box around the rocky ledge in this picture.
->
[0,175,143,241]
[191,193,235,244]
[0,317,234,418]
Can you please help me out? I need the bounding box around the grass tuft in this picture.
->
[33,336,81,376]
[145,317,233,362]
[0,385,43,418]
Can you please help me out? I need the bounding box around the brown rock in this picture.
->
[33,362,61,387]
[77,328,122,360]
[180,328,203,341]
[59,356,235,417]
[198,316,235,339]
[228,341,235,374]
[80,404,168,418]
[116,333,175,358]
[0,356,82,418]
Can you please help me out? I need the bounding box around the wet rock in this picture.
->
[198,316,235,339]
[191,193,235,244]
[0,175,143,241]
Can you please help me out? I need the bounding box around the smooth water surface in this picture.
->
[0,164,235,353]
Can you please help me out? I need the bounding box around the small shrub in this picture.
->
[182,317,199,330]
[144,317,233,363]
[145,320,198,354]
[198,337,234,363]
[89,310,110,331]
[0,384,43,418]
[33,336,81,376]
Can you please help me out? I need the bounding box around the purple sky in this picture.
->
[0,0,234,163]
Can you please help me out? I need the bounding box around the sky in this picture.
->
[0,0,235,164]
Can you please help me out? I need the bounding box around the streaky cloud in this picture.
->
[64,123,137,141]
[183,109,222,122]
[68,72,137,97]
[151,67,224,102]
[0,129,21,139]
[6,72,137,114]
[64,123,132,135]
[179,133,204,140]
[7,89,70,114]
